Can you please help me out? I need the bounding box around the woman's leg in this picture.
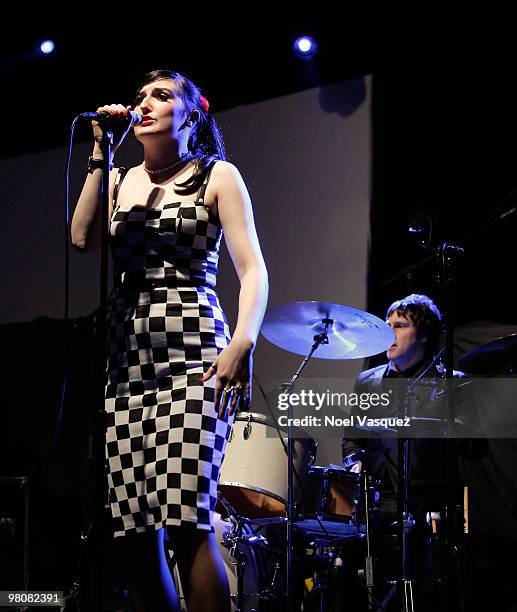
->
[169,527,230,612]
[121,529,180,612]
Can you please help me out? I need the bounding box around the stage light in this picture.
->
[293,36,317,58]
[40,40,55,55]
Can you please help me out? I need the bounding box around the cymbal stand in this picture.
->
[281,319,334,611]
[397,431,416,611]
[360,467,376,610]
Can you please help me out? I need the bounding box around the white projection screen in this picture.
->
[0,76,372,464]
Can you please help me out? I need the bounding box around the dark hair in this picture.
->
[386,293,443,355]
[136,69,226,192]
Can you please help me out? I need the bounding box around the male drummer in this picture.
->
[342,293,466,608]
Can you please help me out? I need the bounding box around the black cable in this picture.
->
[51,116,81,454]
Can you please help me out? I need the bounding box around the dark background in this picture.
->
[3,18,516,323]
[2,15,517,606]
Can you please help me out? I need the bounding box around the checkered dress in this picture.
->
[105,164,233,537]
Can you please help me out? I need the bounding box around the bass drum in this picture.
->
[218,412,317,520]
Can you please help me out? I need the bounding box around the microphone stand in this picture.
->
[380,203,476,610]
[390,243,464,612]
[439,242,466,612]
[282,319,333,612]
[80,129,113,611]
[380,188,516,290]
[391,353,440,611]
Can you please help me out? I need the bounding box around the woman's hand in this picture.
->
[201,340,253,418]
[91,104,136,153]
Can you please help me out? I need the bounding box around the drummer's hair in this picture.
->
[386,294,443,354]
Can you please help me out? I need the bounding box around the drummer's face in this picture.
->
[386,311,426,372]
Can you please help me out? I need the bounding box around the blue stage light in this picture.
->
[293,36,317,58]
[40,40,55,55]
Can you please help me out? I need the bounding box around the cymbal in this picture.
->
[458,332,517,374]
[260,301,395,360]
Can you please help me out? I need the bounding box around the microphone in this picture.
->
[79,110,143,127]
[342,448,366,468]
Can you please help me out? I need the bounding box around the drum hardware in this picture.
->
[271,308,336,607]
[393,349,458,612]
[213,511,271,612]
[260,301,394,611]
[257,560,283,602]
[398,395,416,612]
[359,467,376,610]
[169,510,266,612]
[353,351,450,612]
[293,467,375,611]
[243,413,253,440]
[221,512,264,612]
[304,537,365,612]
[217,458,289,609]
[315,551,344,607]
[220,505,290,610]
[384,221,472,609]
[458,331,517,375]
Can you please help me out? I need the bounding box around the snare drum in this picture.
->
[218,412,316,520]
[296,466,363,538]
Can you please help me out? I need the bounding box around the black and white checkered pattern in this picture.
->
[105,166,232,537]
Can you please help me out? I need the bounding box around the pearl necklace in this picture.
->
[143,153,193,177]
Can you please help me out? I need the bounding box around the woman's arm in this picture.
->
[216,161,268,348]
[71,104,133,251]
[202,161,269,415]
[70,143,117,252]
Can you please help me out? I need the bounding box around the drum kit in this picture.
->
[214,301,395,611]
[212,300,517,611]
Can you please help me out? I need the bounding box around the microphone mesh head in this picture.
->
[130,111,143,126]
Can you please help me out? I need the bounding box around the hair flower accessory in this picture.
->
[200,95,210,113]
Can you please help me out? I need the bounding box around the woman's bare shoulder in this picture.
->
[211,160,241,179]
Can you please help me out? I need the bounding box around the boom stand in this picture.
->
[439,242,466,612]
[282,319,333,611]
